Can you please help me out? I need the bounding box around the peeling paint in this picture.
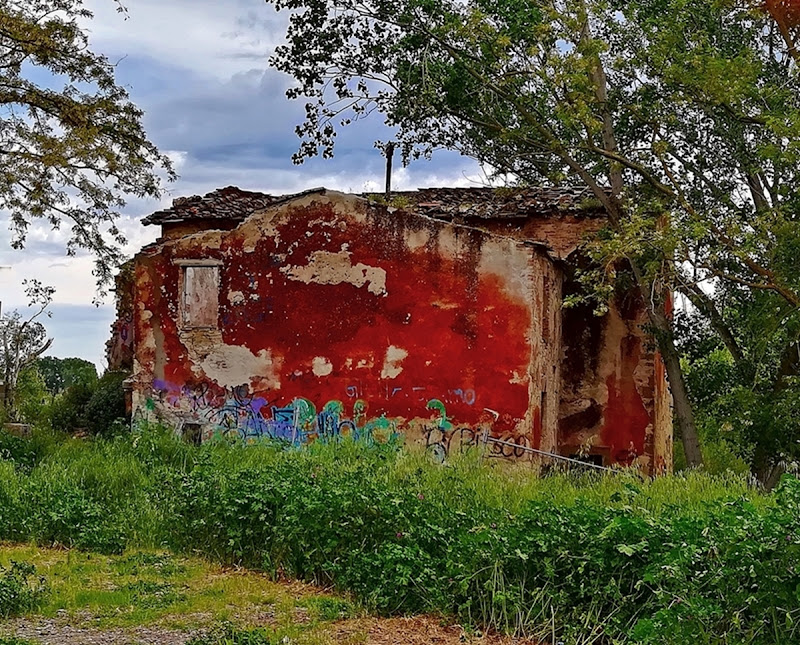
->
[312,356,334,377]
[280,250,388,296]
[121,188,671,474]
[380,346,409,380]
[191,338,280,390]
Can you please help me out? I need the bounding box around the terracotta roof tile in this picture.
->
[142,186,281,226]
[376,187,607,219]
[142,185,607,227]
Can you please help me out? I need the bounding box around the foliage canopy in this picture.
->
[0,0,174,292]
[35,357,97,396]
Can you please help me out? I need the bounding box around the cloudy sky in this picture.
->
[0,0,484,369]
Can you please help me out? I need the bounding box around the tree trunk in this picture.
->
[578,0,704,469]
[2,370,17,421]
[638,281,704,468]
[656,317,704,468]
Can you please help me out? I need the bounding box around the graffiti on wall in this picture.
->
[139,382,532,461]
[147,380,400,445]
[422,399,531,463]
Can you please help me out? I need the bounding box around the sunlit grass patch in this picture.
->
[0,637,40,645]
[0,544,360,636]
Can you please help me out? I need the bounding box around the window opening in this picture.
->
[176,260,221,329]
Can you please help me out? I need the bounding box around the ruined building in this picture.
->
[108,186,672,474]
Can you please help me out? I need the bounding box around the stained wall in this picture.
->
[453,213,672,473]
[130,191,561,458]
[126,189,671,473]
[558,274,672,473]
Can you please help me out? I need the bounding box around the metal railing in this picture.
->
[481,433,619,473]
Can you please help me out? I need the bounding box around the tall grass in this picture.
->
[0,425,797,644]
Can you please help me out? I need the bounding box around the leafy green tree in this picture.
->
[49,382,93,433]
[0,281,53,420]
[0,0,174,293]
[36,357,98,396]
[14,365,50,425]
[84,370,128,436]
[676,281,800,486]
[267,0,800,467]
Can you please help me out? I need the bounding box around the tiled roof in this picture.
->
[380,186,607,218]
[142,185,607,226]
[142,186,283,226]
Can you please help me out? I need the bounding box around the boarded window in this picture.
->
[181,265,220,328]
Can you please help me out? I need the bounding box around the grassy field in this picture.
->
[1,426,798,644]
[0,544,534,645]
[0,544,357,630]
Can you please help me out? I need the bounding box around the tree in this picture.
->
[267,0,800,468]
[0,280,54,420]
[0,0,175,294]
[676,276,800,486]
[14,364,50,424]
[36,356,97,395]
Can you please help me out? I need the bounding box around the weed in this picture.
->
[0,562,47,618]
[0,432,36,472]
[115,580,187,608]
[112,553,186,577]
[187,622,275,645]
[0,637,40,645]
[300,596,357,621]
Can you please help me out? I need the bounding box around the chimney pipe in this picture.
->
[384,142,395,198]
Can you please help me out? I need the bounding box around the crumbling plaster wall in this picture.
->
[106,260,135,373]
[451,213,671,473]
[558,278,672,474]
[161,218,241,241]
[131,191,560,457]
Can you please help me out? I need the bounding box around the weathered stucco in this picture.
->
[123,188,671,473]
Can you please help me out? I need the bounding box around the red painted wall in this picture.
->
[132,193,551,456]
[128,191,670,471]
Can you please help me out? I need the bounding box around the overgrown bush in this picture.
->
[0,430,37,472]
[49,383,94,433]
[0,562,47,618]
[47,370,129,437]
[84,371,128,437]
[1,427,799,643]
[163,441,800,644]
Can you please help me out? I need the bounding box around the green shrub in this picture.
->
[0,428,799,643]
[49,383,94,433]
[47,371,129,437]
[84,371,128,437]
[0,562,47,618]
[165,440,798,644]
[0,430,37,472]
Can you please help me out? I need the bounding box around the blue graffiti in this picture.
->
[183,385,400,446]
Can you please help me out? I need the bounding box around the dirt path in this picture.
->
[3,616,197,645]
[3,615,537,645]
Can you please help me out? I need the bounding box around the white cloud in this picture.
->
[84,0,285,79]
